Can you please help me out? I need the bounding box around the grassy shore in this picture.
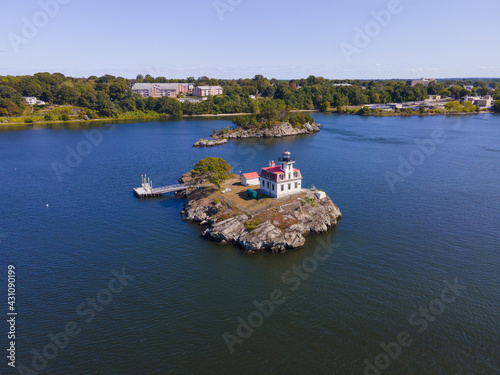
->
[1,106,496,127]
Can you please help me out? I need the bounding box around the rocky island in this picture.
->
[179,151,341,253]
[193,107,320,147]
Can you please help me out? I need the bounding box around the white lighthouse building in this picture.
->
[259,151,303,198]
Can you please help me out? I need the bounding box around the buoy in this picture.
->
[46,204,49,207]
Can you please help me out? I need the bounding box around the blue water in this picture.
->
[0,114,499,374]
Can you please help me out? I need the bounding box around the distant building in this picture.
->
[23,97,45,105]
[333,83,352,87]
[193,86,223,97]
[427,95,441,101]
[181,83,195,95]
[132,83,189,98]
[240,172,260,186]
[259,151,303,198]
[464,85,474,91]
[177,97,207,103]
[407,78,436,87]
[463,95,493,108]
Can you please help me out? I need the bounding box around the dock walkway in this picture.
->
[133,175,191,198]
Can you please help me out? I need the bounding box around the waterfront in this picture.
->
[0,113,499,374]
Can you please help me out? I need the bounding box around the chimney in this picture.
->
[269,160,275,167]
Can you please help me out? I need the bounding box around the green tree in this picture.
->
[191,157,233,190]
[462,101,475,112]
[319,101,330,112]
[492,100,500,112]
[445,101,463,112]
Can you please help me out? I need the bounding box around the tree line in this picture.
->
[1,73,499,118]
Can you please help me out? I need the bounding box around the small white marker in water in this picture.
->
[46,204,49,207]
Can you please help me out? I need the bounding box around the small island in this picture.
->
[193,107,320,147]
[179,151,341,253]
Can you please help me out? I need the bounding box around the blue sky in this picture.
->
[0,0,499,79]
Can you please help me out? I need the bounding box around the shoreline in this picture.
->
[0,112,254,127]
[0,110,496,127]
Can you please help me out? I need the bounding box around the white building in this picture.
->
[241,172,260,186]
[23,97,45,105]
[463,95,494,108]
[259,151,303,198]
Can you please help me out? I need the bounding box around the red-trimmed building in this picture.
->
[259,151,303,198]
[241,172,260,186]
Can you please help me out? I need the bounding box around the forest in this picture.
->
[1,73,499,120]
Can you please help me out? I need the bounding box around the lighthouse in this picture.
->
[259,151,303,198]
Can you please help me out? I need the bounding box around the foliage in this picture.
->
[191,157,233,190]
[213,199,219,205]
[60,113,70,121]
[232,103,313,131]
[319,101,330,112]
[493,100,500,112]
[0,73,499,121]
[302,196,317,207]
[244,218,261,232]
[445,101,476,113]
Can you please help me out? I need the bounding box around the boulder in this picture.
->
[202,215,248,243]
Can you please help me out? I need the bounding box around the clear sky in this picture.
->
[0,0,499,79]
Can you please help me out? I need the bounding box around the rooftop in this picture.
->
[242,172,259,179]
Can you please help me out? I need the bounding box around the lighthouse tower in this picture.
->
[279,151,295,175]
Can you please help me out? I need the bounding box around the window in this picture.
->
[295,182,298,188]
[261,180,264,186]
[288,183,291,190]
[288,173,291,179]
[294,172,298,178]
[281,185,284,191]
[267,182,269,188]
[272,183,275,191]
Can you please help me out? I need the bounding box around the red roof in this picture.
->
[262,166,284,174]
[242,172,259,179]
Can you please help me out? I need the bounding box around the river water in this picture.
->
[0,113,499,374]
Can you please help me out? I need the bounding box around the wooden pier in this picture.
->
[133,174,191,198]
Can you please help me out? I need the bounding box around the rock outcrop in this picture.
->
[183,189,341,254]
[193,138,228,147]
[193,121,320,147]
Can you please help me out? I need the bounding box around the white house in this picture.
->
[259,151,303,198]
[241,172,260,186]
[23,97,45,105]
